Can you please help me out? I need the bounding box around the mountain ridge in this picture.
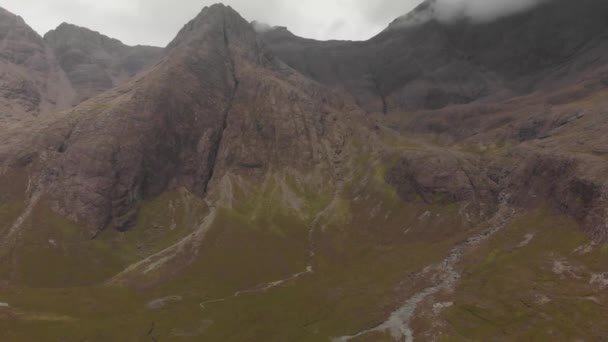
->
[0,6,75,123]
[1,3,362,234]
[44,21,163,103]
[260,0,608,113]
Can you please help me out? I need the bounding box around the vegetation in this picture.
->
[0,166,476,341]
[439,208,608,341]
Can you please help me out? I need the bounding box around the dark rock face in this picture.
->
[31,5,352,232]
[0,7,162,124]
[502,150,608,241]
[44,23,163,103]
[386,151,498,218]
[260,0,608,113]
[0,7,74,121]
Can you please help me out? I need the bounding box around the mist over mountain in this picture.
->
[261,0,608,114]
[399,0,549,25]
[1,1,608,341]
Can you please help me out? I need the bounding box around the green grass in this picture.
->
[440,207,608,341]
[0,165,478,341]
[0,169,28,234]
[3,189,210,288]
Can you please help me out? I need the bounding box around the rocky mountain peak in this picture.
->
[385,0,438,29]
[44,22,127,54]
[258,25,299,43]
[43,21,162,103]
[166,3,257,52]
[0,2,352,234]
[0,6,25,24]
[0,6,45,57]
[0,6,75,122]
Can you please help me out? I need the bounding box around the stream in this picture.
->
[200,192,338,309]
[334,194,515,342]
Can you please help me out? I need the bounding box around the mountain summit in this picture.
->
[44,23,162,103]
[0,7,74,123]
[2,4,358,234]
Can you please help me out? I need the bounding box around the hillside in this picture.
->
[1,1,608,341]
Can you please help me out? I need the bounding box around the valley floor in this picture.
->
[1,152,608,341]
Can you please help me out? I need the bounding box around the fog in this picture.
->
[403,0,549,25]
[438,0,547,22]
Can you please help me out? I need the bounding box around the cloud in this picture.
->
[439,0,548,22]
[400,0,549,25]
[251,20,275,33]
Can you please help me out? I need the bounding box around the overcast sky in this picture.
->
[0,0,423,46]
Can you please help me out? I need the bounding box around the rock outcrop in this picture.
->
[386,150,497,215]
[44,23,163,103]
[0,7,74,123]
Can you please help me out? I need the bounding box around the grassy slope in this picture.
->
[3,137,605,341]
[0,161,475,341]
[2,190,209,288]
[438,208,608,341]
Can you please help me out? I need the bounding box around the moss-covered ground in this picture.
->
[0,165,475,341]
[3,156,604,341]
[438,208,608,341]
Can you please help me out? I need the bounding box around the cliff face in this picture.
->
[44,23,163,103]
[0,8,163,125]
[0,8,75,123]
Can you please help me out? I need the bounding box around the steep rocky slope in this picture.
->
[261,0,608,113]
[0,4,363,236]
[0,8,74,124]
[0,7,162,125]
[44,23,163,103]
[260,0,608,241]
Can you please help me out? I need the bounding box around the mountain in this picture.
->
[0,9,162,126]
[44,23,163,103]
[0,7,74,124]
[261,0,608,113]
[20,4,356,234]
[1,1,608,341]
[0,3,365,285]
